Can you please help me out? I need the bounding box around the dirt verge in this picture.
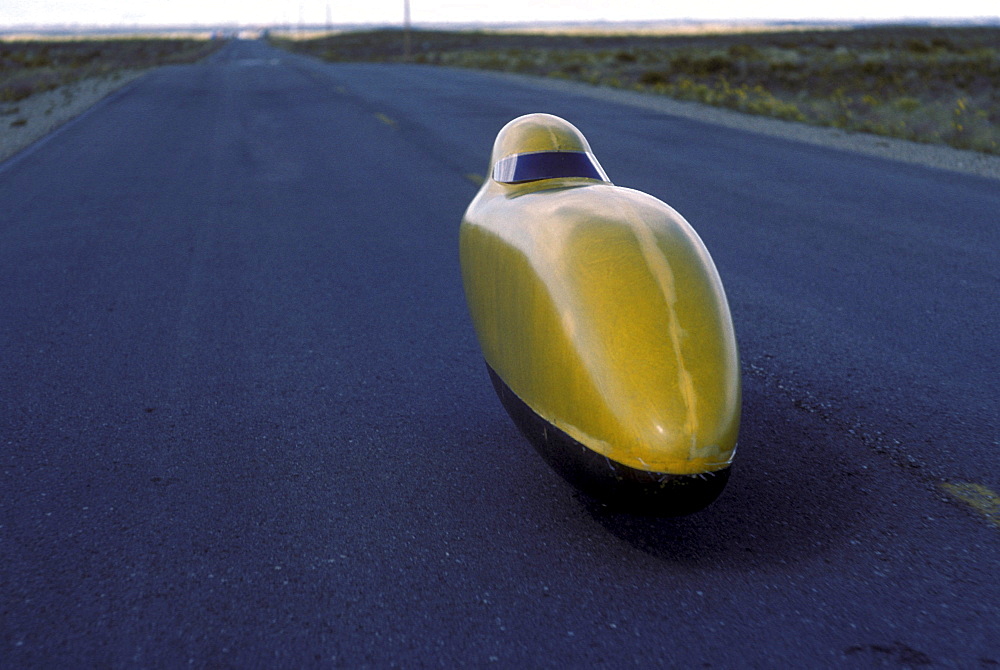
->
[0,71,146,163]
[484,70,1000,181]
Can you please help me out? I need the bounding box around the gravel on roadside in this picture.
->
[0,71,145,163]
[485,70,1000,182]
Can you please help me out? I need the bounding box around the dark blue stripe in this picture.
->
[493,151,608,183]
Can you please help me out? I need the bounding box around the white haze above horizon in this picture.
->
[2,0,998,29]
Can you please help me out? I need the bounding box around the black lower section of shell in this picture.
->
[488,364,730,516]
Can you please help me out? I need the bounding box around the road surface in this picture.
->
[2,39,998,667]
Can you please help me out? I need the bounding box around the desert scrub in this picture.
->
[0,37,226,103]
[274,26,1000,154]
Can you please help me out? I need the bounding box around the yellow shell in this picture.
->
[460,114,741,513]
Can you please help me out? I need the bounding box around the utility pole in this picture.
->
[403,0,411,61]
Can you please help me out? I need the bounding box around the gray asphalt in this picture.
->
[1,39,998,668]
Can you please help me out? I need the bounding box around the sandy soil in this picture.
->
[0,71,145,163]
[2,66,998,182]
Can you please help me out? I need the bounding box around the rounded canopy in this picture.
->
[489,114,609,184]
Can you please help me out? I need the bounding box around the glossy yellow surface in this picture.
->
[460,114,740,475]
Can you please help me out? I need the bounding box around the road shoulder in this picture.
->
[1,71,146,163]
[5,62,999,181]
[480,69,1000,181]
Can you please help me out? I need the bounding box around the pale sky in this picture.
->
[1,0,997,27]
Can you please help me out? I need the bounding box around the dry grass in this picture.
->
[1,37,225,104]
[274,27,1000,154]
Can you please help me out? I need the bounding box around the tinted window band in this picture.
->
[493,151,610,184]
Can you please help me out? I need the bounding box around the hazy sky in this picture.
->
[2,0,998,27]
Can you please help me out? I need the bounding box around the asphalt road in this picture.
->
[2,39,998,668]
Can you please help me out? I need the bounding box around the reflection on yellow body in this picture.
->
[460,114,741,514]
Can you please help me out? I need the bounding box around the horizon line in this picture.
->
[3,16,999,33]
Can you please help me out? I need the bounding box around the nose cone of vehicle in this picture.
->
[490,113,593,164]
[488,114,609,185]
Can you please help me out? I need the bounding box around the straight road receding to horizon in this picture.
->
[1,39,998,667]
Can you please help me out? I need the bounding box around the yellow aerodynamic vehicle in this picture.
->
[460,113,741,515]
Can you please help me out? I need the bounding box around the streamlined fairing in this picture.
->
[460,114,740,515]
